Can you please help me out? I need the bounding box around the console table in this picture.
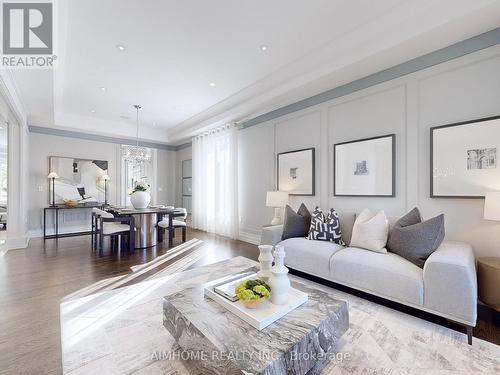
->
[43,203,104,239]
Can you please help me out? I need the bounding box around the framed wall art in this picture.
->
[430,116,500,198]
[334,134,395,197]
[277,148,315,196]
[49,156,109,204]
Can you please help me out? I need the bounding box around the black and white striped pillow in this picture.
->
[307,207,345,245]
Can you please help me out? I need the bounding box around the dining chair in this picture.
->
[158,207,188,243]
[96,209,136,254]
[91,207,101,250]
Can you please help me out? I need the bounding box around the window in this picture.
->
[121,146,154,206]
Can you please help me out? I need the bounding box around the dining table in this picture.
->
[107,206,184,249]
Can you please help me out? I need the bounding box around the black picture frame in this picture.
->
[333,134,396,197]
[430,115,500,199]
[277,147,315,196]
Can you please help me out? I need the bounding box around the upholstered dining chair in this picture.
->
[158,207,188,243]
[94,208,135,254]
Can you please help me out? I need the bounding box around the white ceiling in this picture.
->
[9,0,500,144]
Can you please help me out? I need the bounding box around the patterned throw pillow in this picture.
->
[307,207,345,245]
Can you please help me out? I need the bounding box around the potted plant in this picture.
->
[130,181,151,209]
[235,279,271,309]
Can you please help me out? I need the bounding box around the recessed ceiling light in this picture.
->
[260,45,268,51]
[209,82,216,87]
[116,44,126,51]
[90,109,96,113]
[99,87,106,92]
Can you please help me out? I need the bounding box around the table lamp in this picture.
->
[484,192,500,221]
[47,172,59,206]
[101,174,110,205]
[266,191,289,225]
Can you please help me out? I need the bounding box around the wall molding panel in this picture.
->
[238,44,500,257]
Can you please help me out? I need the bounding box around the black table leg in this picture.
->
[43,208,47,239]
[55,209,59,238]
[168,214,174,248]
[157,213,163,243]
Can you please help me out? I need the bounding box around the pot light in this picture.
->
[116,44,126,51]
[260,45,268,51]
[99,87,106,92]
[90,109,96,113]
[209,82,216,87]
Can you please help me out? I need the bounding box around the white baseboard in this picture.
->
[29,224,92,239]
[6,234,30,250]
[238,227,261,245]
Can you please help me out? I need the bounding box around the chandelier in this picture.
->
[122,104,152,164]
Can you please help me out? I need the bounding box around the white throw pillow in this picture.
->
[349,209,389,253]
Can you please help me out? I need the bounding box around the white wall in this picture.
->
[238,44,500,257]
[28,133,177,236]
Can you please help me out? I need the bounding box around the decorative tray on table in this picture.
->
[204,272,308,330]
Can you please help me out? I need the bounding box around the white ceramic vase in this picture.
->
[257,245,274,281]
[130,191,151,209]
[269,245,290,305]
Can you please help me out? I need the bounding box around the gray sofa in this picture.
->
[260,213,478,344]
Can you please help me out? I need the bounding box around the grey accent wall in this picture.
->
[238,44,500,257]
[28,125,192,151]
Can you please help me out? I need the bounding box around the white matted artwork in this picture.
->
[277,148,315,196]
[431,116,500,198]
[334,135,395,197]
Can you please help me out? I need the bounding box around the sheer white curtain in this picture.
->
[192,125,238,238]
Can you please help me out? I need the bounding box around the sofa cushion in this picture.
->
[281,204,311,240]
[387,207,445,268]
[307,207,345,245]
[281,237,344,278]
[330,247,424,306]
[349,209,389,253]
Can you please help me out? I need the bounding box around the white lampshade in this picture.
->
[47,172,59,179]
[484,192,500,221]
[266,191,289,208]
[101,174,110,181]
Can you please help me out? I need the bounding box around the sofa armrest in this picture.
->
[260,225,283,246]
[423,241,477,326]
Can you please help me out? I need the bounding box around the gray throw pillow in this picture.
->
[281,203,311,240]
[387,207,445,268]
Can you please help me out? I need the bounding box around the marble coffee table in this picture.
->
[163,263,349,375]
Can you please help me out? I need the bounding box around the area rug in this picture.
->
[60,256,500,374]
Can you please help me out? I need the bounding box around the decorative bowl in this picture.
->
[235,279,271,309]
[63,199,79,207]
[242,297,268,309]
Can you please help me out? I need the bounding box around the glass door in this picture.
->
[182,159,192,213]
[0,122,7,241]
[121,146,154,207]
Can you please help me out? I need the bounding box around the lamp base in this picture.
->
[270,207,283,226]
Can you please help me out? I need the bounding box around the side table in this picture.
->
[477,257,500,323]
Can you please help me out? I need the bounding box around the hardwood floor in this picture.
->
[1,230,499,374]
[0,229,257,375]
